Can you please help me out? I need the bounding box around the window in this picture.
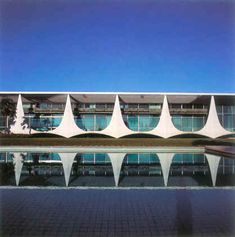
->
[149,104,161,109]
[85,104,96,109]
[194,104,203,109]
[96,104,105,109]
[139,104,148,109]
[128,104,138,109]
[182,104,192,109]
[171,104,181,109]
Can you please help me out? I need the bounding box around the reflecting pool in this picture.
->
[0,148,234,187]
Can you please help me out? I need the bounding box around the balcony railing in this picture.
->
[123,108,162,114]
[170,108,208,115]
[34,108,65,113]
[78,108,114,113]
[26,106,208,116]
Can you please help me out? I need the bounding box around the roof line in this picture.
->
[0,91,235,96]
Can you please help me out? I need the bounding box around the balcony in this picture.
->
[122,108,162,115]
[34,108,65,113]
[170,108,208,115]
[77,107,114,114]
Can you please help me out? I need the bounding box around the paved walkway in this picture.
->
[0,188,235,237]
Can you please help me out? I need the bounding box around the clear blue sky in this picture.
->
[0,0,234,92]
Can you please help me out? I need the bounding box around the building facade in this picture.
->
[0,92,235,138]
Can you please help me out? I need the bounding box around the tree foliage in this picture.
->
[0,98,16,117]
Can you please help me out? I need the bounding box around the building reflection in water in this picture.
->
[0,151,234,187]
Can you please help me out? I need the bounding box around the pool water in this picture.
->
[0,148,234,187]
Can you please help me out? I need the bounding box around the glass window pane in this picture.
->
[151,104,161,109]
[193,116,204,131]
[127,154,138,163]
[182,104,192,109]
[95,154,106,163]
[182,116,192,131]
[82,115,94,131]
[82,154,94,163]
[194,104,203,109]
[172,116,181,130]
[224,114,233,131]
[216,105,222,114]
[223,106,232,113]
[128,115,138,131]
[95,114,111,130]
[171,104,181,109]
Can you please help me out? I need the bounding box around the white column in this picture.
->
[49,95,85,138]
[108,153,126,186]
[147,95,183,138]
[158,153,174,186]
[101,95,134,138]
[10,94,40,135]
[13,152,24,186]
[10,94,30,134]
[59,153,77,187]
[206,154,221,186]
[196,96,231,138]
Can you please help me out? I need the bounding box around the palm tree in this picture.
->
[0,98,16,130]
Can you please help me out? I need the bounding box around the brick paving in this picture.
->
[0,188,235,237]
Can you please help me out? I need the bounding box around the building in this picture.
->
[0,92,235,138]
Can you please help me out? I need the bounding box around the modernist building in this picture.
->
[0,92,235,138]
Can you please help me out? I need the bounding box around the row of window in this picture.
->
[21,102,215,111]
[24,114,207,132]
[1,104,235,132]
[1,112,234,132]
[216,105,235,114]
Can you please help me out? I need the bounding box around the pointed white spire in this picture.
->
[101,95,134,138]
[108,153,126,186]
[59,153,77,187]
[206,154,221,186]
[158,153,174,186]
[147,95,182,138]
[13,153,24,186]
[49,94,84,138]
[196,96,230,138]
[10,94,30,134]
[10,94,40,135]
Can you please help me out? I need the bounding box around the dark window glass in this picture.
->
[171,104,181,109]
[182,104,192,109]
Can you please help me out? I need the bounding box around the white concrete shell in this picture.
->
[108,153,126,186]
[158,153,174,186]
[13,152,24,186]
[49,95,84,138]
[195,96,230,138]
[206,154,221,186]
[10,94,30,134]
[59,152,77,186]
[10,94,39,135]
[146,96,182,138]
[100,95,134,138]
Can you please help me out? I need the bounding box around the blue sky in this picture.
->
[0,0,234,92]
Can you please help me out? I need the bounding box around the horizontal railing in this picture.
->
[170,108,208,115]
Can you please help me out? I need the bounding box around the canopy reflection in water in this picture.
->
[0,150,234,187]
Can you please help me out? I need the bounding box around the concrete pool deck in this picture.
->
[0,146,205,153]
[205,146,235,157]
[1,188,235,237]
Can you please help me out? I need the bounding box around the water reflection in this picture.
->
[0,151,234,187]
